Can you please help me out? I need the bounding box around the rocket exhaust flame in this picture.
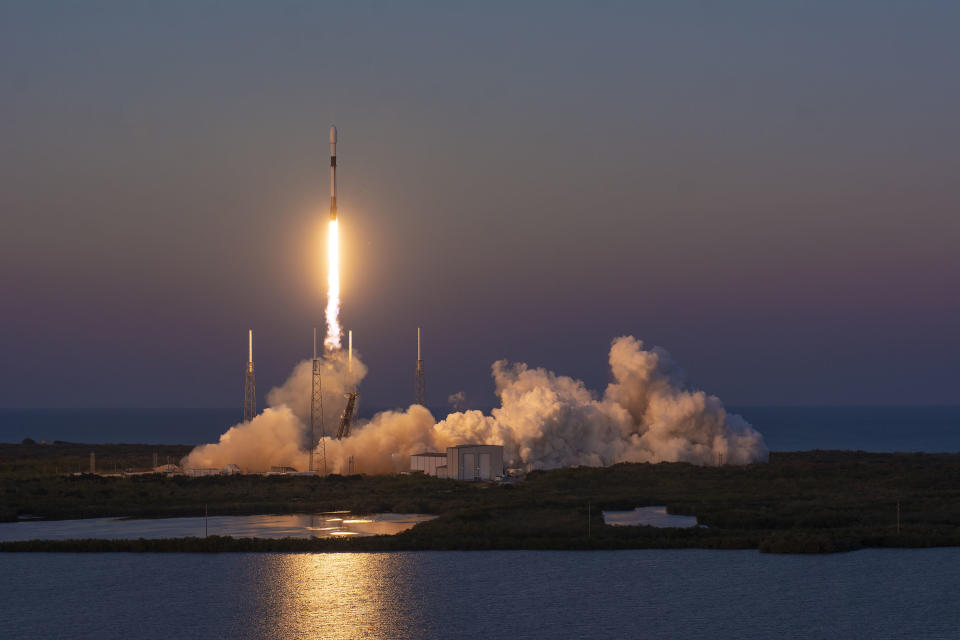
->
[181,130,768,474]
[325,219,341,350]
[324,125,341,351]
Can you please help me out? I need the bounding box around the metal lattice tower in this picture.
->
[310,328,326,475]
[337,392,359,439]
[243,330,256,423]
[414,327,426,406]
[337,329,359,440]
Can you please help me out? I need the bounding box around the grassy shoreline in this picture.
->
[3,445,960,553]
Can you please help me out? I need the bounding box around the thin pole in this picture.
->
[320,375,326,476]
[205,504,209,538]
[310,328,316,474]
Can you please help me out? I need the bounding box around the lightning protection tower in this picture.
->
[310,328,326,475]
[243,330,256,423]
[414,327,426,406]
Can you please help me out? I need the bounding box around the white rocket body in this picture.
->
[329,125,337,221]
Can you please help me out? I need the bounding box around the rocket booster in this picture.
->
[329,125,337,221]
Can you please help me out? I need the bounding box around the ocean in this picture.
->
[1,406,958,452]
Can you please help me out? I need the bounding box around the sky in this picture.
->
[1,1,958,410]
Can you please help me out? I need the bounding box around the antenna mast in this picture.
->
[414,327,426,406]
[243,330,256,422]
[310,328,326,474]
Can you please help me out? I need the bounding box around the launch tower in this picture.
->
[414,327,426,406]
[243,330,256,422]
[310,328,326,474]
[337,329,359,439]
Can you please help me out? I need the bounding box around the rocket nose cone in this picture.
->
[329,126,337,144]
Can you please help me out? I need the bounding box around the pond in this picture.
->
[0,512,435,541]
[602,506,698,528]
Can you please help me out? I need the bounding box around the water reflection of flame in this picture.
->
[264,554,424,639]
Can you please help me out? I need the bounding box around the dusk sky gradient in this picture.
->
[1,1,958,409]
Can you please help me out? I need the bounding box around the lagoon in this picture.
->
[0,513,433,542]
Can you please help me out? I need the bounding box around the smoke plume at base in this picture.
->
[183,336,767,473]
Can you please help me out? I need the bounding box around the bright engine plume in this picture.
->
[325,219,341,350]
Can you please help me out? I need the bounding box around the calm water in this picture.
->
[1,549,959,639]
[603,506,698,528]
[0,513,434,542]
[2,406,959,451]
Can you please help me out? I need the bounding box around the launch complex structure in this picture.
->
[243,126,428,475]
[307,126,360,475]
[415,327,426,406]
[243,330,256,423]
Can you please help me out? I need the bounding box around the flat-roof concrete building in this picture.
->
[186,468,219,477]
[410,444,504,481]
[447,445,504,481]
[268,466,298,474]
[410,452,448,477]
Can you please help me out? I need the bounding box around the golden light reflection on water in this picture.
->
[303,513,434,538]
[263,553,421,640]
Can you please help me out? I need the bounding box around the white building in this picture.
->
[186,468,219,477]
[222,464,241,475]
[410,445,504,481]
[447,445,503,481]
[410,452,448,477]
[268,466,298,475]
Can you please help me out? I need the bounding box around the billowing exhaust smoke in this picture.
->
[182,336,767,472]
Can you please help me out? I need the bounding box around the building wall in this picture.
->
[446,445,504,481]
[410,453,447,477]
[187,468,219,477]
[410,447,505,480]
[448,449,459,479]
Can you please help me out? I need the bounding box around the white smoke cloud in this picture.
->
[183,405,308,472]
[448,391,467,412]
[323,404,439,475]
[182,349,366,472]
[265,349,366,426]
[183,336,767,472]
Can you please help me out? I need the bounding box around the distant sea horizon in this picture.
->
[0,406,958,453]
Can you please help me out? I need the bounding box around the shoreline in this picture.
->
[3,527,960,554]
[4,449,960,554]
